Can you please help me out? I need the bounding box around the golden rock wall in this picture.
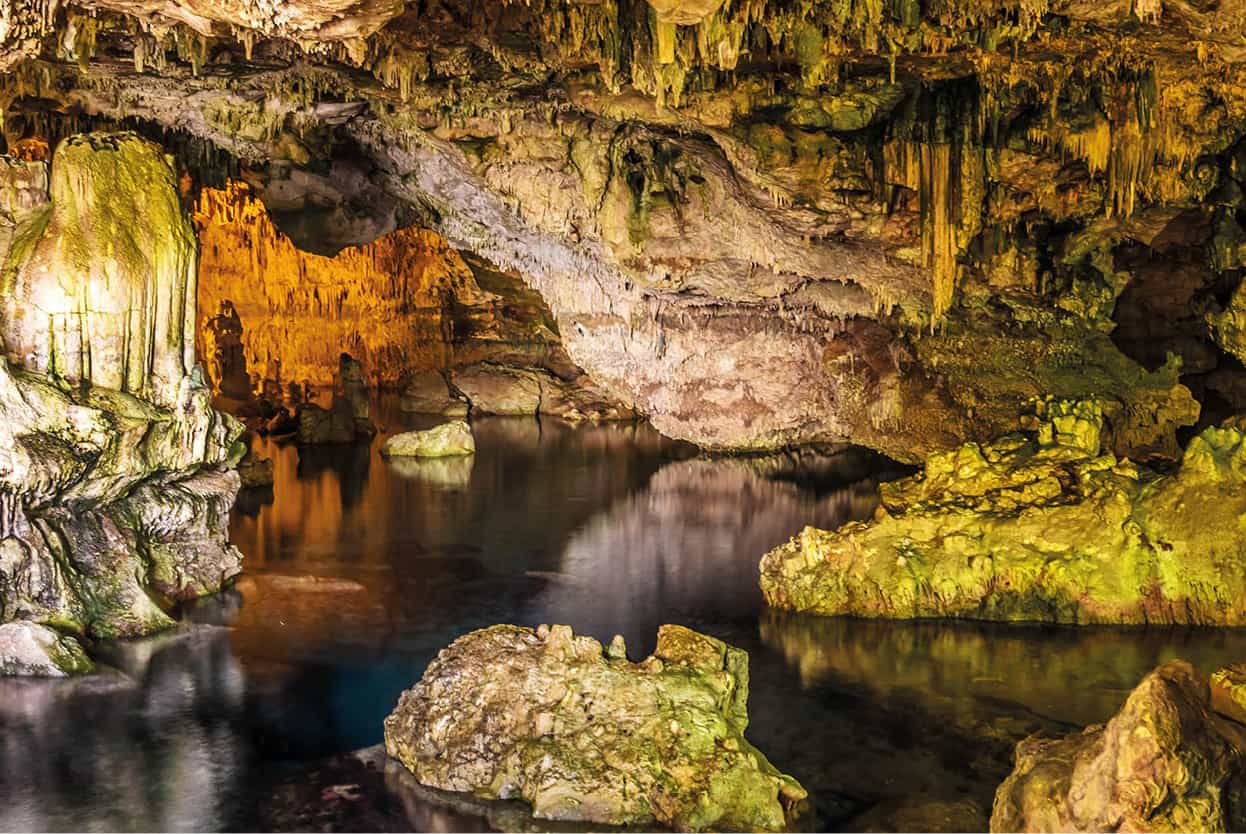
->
[194,181,493,390]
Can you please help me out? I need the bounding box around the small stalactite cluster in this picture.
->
[194,181,491,390]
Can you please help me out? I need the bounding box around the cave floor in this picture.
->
[3,399,1246,832]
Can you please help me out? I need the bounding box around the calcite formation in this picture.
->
[991,660,1246,833]
[383,623,807,832]
[380,421,474,458]
[0,132,244,668]
[0,0,1237,457]
[760,400,1246,625]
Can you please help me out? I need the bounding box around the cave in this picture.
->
[7,2,1246,833]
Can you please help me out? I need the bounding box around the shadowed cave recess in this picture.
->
[8,0,1246,832]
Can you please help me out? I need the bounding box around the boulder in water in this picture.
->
[991,659,1246,832]
[761,401,1246,625]
[384,623,807,831]
[381,421,476,458]
[0,622,94,676]
[399,370,468,417]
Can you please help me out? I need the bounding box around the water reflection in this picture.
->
[9,404,1246,832]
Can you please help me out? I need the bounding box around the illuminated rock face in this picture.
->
[384,623,807,832]
[1,133,197,408]
[0,133,244,672]
[991,660,1246,833]
[761,402,1246,625]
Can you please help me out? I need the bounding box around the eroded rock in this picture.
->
[399,370,466,416]
[761,401,1246,625]
[383,623,807,831]
[0,133,245,662]
[0,622,93,677]
[991,660,1246,833]
[381,421,475,458]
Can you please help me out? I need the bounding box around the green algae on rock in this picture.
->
[991,660,1246,833]
[383,623,807,831]
[0,621,94,676]
[760,400,1246,625]
[0,133,245,662]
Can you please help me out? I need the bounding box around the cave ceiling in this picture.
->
[2,0,1245,457]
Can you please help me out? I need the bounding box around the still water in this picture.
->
[4,404,1246,831]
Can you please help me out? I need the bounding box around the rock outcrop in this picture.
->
[381,421,475,458]
[991,660,1246,833]
[398,370,466,417]
[383,623,807,832]
[0,622,94,676]
[761,400,1246,625]
[0,133,244,669]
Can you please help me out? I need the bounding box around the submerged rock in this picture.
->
[991,660,1246,833]
[383,623,807,831]
[381,421,475,458]
[0,622,93,676]
[761,400,1246,625]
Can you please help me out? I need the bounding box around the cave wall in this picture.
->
[194,180,572,393]
[0,2,1243,458]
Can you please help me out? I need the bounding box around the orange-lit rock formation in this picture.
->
[196,181,555,391]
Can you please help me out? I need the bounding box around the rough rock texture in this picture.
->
[453,362,636,422]
[380,421,475,458]
[991,660,1246,833]
[398,369,466,416]
[0,622,93,676]
[761,400,1246,625]
[2,2,1240,457]
[383,623,807,832]
[0,133,244,656]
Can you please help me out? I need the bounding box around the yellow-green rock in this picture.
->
[761,402,1246,626]
[384,623,807,831]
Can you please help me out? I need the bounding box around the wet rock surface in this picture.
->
[991,660,1246,833]
[0,133,244,660]
[0,622,93,677]
[384,622,807,831]
[380,420,475,458]
[762,400,1246,625]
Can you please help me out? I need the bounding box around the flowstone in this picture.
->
[0,134,245,669]
[383,623,807,831]
[760,399,1246,625]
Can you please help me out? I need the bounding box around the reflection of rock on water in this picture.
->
[527,457,881,651]
[759,611,1246,730]
[0,626,246,831]
[385,454,475,489]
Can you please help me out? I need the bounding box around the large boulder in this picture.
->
[381,421,475,458]
[399,370,467,416]
[0,622,93,676]
[451,363,542,415]
[761,401,1246,625]
[296,397,360,444]
[384,623,807,831]
[991,660,1246,832]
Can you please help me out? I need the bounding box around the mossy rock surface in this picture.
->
[384,623,807,831]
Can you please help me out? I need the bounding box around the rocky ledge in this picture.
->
[383,623,807,832]
[992,660,1246,833]
[761,399,1246,625]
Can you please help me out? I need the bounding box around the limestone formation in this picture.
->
[0,133,244,662]
[991,660,1246,833]
[384,623,807,831]
[380,421,475,458]
[452,362,636,423]
[2,2,1239,458]
[0,622,94,677]
[399,370,466,417]
[761,401,1246,625]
